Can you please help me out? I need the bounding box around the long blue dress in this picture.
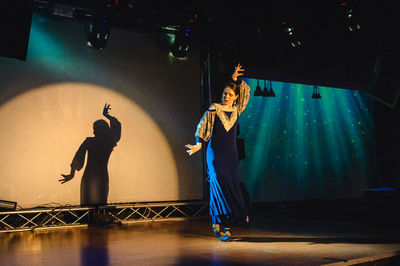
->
[195,80,251,225]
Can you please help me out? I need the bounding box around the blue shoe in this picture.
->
[212,224,231,241]
[218,233,231,242]
[222,227,232,241]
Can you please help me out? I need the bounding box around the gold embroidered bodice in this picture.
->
[195,80,251,142]
[215,105,238,132]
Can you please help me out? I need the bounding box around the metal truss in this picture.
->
[0,201,208,233]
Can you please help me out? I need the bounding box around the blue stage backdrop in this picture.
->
[238,78,376,202]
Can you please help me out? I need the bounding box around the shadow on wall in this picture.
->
[60,104,121,206]
[0,13,202,203]
[0,83,180,207]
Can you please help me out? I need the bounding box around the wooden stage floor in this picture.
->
[1,214,400,265]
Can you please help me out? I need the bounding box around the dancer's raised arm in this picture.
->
[103,103,121,143]
[232,64,251,115]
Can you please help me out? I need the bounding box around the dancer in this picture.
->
[60,104,121,206]
[186,63,251,241]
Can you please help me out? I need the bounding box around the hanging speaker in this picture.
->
[0,0,33,61]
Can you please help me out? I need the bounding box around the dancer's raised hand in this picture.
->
[103,103,111,119]
[232,63,245,81]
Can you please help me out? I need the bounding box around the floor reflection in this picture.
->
[1,217,400,265]
[80,226,110,266]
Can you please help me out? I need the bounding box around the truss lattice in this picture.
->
[0,201,208,233]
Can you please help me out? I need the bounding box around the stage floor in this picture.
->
[1,214,400,266]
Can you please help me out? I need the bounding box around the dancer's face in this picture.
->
[221,87,238,106]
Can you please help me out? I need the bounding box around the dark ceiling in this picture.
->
[3,0,399,104]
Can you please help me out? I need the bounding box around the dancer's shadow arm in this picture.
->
[103,103,121,143]
[59,139,88,184]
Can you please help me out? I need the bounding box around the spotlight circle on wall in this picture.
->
[0,83,179,207]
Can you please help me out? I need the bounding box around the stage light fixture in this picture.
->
[170,30,190,58]
[52,3,74,18]
[254,79,263,96]
[267,80,276,97]
[339,1,361,32]
[85,18,111,50]
[282,22,301,47]
[262,80,269,97]
[256,28,264,40]
[127,0,137,9]
[312,86,322,99]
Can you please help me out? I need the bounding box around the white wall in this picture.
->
[0,14,203,207]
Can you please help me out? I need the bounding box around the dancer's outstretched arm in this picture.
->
[186,104,217,156]
[59,140,88,184]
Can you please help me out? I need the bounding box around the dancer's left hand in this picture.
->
[232,63,245,81]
